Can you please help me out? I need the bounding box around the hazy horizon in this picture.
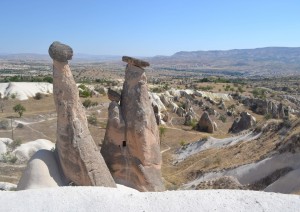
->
[1,46,300,58]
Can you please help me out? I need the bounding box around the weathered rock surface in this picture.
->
[184,108,197,125]
[162,111,169,122]
[197,112,215,133]
[108,88,121,102]
[51,42,116,187]
[241,97,289,119]
[152,103,161,125]
[229,112,256,133]
[49,41,73,62]
[122,56,150,68]
[150,92,167,112]
[177,107,186,117]
[101,57,165,192]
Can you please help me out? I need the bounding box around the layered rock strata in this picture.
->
[101,56,165,192]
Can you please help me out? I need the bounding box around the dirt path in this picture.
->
[161,143,171,154]
[23,124,53,140]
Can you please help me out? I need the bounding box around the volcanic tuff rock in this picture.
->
[184,100,197,125]
[49,41,73,62]
[17,150,66,190]
[101,56,165,192]
[50,42,116,187]
[108,88,121,102]
[241,97,290,119]
[122,56,150,68]
[197,111,215,133]
[229,111,256,133]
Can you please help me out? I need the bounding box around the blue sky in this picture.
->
[0,0,299,56]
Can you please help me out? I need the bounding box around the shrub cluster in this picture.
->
[82,99,98,108]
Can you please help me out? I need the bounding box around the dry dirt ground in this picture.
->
[0,82,298,192]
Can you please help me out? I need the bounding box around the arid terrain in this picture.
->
[1,49,300,195]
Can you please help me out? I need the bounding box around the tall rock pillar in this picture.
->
[49,41,116,187]
[101,56,165,191]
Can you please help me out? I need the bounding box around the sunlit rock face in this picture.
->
[101,56,165,192]
[50,41,116,187]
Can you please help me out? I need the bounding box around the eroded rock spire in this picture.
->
[50,41,116,187]
[101,56,165,192]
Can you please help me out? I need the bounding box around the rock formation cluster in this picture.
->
[241,97,290,119]
[101,56,165,192]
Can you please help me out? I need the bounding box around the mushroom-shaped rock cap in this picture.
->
[108,88,121,102]
[122,56,150,68]
[49,41,73,62]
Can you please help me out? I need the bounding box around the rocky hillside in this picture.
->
[149,47,300,77]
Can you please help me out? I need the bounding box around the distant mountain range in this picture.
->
[148,47,300,77]
[1,47,300,77]
[2,47,300,63]
[172,47,300,62]
[148,47,300,63]
[0,53,121,62]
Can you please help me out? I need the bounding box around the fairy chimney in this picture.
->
[101,56,165,192]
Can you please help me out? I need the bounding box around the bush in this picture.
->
[219,115,227,123]
[159,126,167,142]
[79,89,92,98]
[203,158,211,168]
[215,155,221,165]
[99,121,107,129]
[87,113,98,126]
[282,119,292,128]
[10,93,17,99]
[228,104,236,110]
[82,99,98,108]
[150,87,164,93]
[8,138,22,150]
[82,99,92,108]
[43,76,53,83]
[179,140,188,150]
[179,140,186,146]
[186,119,198,129]
[264,113,272,120]
[94,86,107,96]
[224,85,231,91]
[1,152,18,164]
[0,119,9,129]
[78,84,92,98]
[198,85,214,91]
[34,92,43,100]
[237,86,245,93]
[252,88,266,99]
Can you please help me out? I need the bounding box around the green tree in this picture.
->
[13,104,26,117]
